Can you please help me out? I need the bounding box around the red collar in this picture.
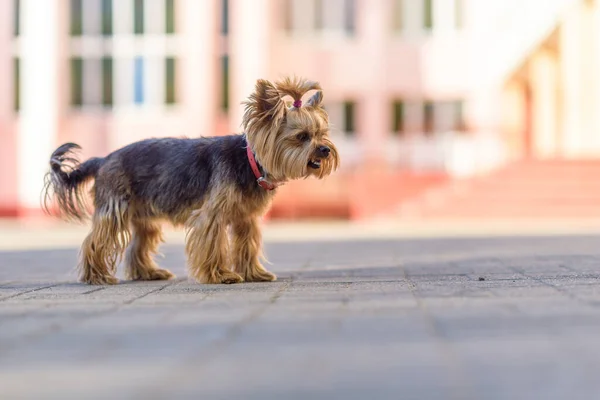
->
[246,146,278,191]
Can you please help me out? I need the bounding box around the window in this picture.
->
[70,58,113,107]
[423,101,434,134]
[71,58,83,106]
[314,0,323,30]
[392,101,405,136]
[128,0,176,35]
[423,0,433,30]
[134,57,144,104]
[392,0,403,31]
[13,58,20,111]
[286,0,355,36]
[70,0,83,35]
[343,101,356,136]
[454,0,463,30]
[414,100,466,134]
[67,1,180,109]
[221,55,229,112]
[134,0,144,34]
[102,0,112,36]
[453,101,464,130]
[166,0,176,34]
[165,57,177,104]
[71,0,112,36]
[438,100,464,131]
[69,0,115,109]
[13,0,20,36]
[344,0,355,35]
[221,0,228,35]
[102,57,113,106]
[321,0,355,35]
[283,0,291,31]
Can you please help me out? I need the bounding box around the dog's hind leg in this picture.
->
[231,217,276,282]
[79,198,131,285]
[125,219,175,281]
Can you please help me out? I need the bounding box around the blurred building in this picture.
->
[0,0,599,219]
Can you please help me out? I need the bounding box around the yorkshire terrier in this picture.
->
[42,76,340,285]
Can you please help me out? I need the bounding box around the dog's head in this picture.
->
[242,76,340,181]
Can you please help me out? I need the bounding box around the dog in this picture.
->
[41,76,340,285]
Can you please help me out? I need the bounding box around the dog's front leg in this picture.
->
[185,209,244,284]
[231,217,276,282]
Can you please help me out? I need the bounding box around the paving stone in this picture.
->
[0,234,600,399]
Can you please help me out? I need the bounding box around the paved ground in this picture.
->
[1,233,600,399]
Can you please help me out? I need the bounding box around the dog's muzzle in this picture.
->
[316,146,331,158]
[308,146,331,169]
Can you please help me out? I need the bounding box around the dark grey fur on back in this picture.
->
[109,135,269,217]
[44,134,271,221]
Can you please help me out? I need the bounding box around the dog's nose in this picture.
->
[318,146,331,157]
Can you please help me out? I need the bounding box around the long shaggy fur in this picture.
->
[242,77,339,181]
[41,76,340,285]
[125,220,174,281]
[42,143,103,221]
[276,76,322,104]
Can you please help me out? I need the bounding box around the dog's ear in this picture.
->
[243,79,286,124]
[306,90,324,108]
[255,79,283,115]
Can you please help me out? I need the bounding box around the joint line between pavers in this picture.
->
[508,265,598,308]
[0,279,186,355]
[134,279,294,399]
[0,283,61,302]
[398,262,476,400]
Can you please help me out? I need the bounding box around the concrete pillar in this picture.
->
[579,1,598,155]
[358,0,387,164]
[180,0,217,137]
[229,0,270,133]
[591,0,600,154]
[500,80,527,161]
[0,0,18,211]
[559,5,581,157]
[559,2,596,157]
[529,49,559,158]
[18,0,61,212]
[0,0,12,120]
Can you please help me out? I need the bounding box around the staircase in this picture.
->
[475,0,577,85]
[399,159,600,220]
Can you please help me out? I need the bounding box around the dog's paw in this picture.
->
[82,275,119,285]
[148,268,176,281]
[130,267,176,281]
[219,271,244,284]
[246,269,277,282]
[200,271,244,284]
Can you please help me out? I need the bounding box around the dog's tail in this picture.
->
[42,143,105,221]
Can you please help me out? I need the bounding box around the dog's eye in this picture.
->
[296,132,310,142]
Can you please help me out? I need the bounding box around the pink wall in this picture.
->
[0,122,18,215]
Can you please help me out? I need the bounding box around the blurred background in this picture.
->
[1,0,599,224]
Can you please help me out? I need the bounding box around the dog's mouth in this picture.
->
[308,159,322,169]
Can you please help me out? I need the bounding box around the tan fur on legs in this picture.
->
[232,218,276,282]
[79,201,131,285]
[125,220,175,281]
[186,207,243,284]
